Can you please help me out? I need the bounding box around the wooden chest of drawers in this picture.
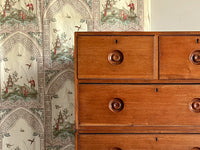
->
[75,32,200,150]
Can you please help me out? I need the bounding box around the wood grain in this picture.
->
[78,126,200,134]
[79,84,200,126]
[78,35,154,79]
[79,134,200,150]
[160,36,200,79]
[75,32,200,150]
[154,34,159,79]
[78,79,200,83]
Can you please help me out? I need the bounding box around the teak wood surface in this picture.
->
[78,35,154,79]
[75,32,200,150]
[160,36,200,79]
[79,84,200,127]
[79,134,200,150]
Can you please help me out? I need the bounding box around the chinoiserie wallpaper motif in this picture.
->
[0,0,149,149]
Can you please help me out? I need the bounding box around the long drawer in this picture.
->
[79,134,200,150]
[77,35,154,79]
[79,84,200,127]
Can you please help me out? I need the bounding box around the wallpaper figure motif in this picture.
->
[0,107,44,150]
[49,4,87,64]
[2,118,40,150]
[1,43,38,102]
[0,0,37,26]
[50,33,74,64]
[95,0,144,31]
[52,78,75,139]
[45,2,91,148]
[101,0,138,25]
[45,69,75,149]
[0,31,44,110]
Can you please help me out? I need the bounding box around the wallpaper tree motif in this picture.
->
[0,0,149,149]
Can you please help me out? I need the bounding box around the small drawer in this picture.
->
[79,84,200,127]
[77,35,154,79]
[79,134,200,150]
[160,35,200,79]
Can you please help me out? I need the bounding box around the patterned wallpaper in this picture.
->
[0,0,149,149]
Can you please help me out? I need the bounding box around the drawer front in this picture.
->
[79,84,200,126]
[160,36,200,79]
[79,134,200,150]
[78,35,154,79]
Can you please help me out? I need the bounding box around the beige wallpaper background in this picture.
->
[0,0,150,149]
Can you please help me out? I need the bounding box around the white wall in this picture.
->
[151,0,200,31]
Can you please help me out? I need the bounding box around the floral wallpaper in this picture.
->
[0,0,149,149]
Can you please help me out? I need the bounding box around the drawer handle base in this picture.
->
[190,98,200,113]
[190,50,200,65]
[108,50,123,65]
[109,98,124,113]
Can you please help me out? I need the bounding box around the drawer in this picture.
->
[79,134,200,150]
[77,35,154,79]
[79,84,200,127]
[160,36,200,79]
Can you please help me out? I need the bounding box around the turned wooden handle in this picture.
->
[109,98,124,113]
[190,98,200,113]
[190,50,200,65]
[108,50,123,65]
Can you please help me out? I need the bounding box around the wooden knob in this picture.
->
[191,147,200,150]
[111,147,122,150]
[109,98,124,113]
[108,50,123,65]
[190,98,200,113]
[190,50,200,65]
